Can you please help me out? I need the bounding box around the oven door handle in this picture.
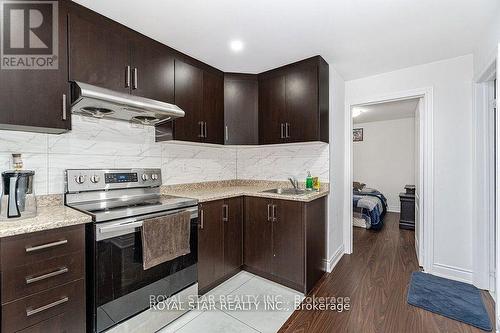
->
[99,221,144,234]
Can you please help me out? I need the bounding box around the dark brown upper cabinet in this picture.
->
[68,2,174,103]
[172,59,204,142]
[68,4,131,94]
[202,70,224,144]
[259,56,329,144]
[0,0,71,134]
[224,74,259,145]
[167,59,224,144]
[258,74,286,145]
[130,37,175,103]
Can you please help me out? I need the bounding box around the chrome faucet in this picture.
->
[288,177,299,190]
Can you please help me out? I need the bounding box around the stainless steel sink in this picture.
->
[261,188,309,195]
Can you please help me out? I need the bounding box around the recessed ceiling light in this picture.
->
[229,40,244,53]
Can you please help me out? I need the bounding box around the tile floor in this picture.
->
[158,271,304,333]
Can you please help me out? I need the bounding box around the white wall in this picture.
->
[346,54,475,282]
[353,118,415,212]
[0,116,329,195]
[327,66,346,270]
[473,8,500,78]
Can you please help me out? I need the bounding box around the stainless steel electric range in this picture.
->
[65,168,198,333]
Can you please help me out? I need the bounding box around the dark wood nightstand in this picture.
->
[399,192,415,230]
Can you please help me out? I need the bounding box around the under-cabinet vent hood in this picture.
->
[70,81,184,125]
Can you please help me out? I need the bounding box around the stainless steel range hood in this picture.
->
[70,81,184,125]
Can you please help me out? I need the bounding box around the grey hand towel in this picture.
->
[141,211,191,270]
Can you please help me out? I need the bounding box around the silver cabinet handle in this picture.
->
[133,67,138,90]
[204,122,208,138]
[286,123,290,138]
[125,65,131,88]
[25,239,68,253]
[199,209,204,229]
[198,121,204,138]
[267,204,272,222]
[225,125,229,142]
[280,123,285,139]
[222,204,228,222]
[26,297,69,317]
[62,94,67,120]
[272,204,277,222]
[26,267,69,284]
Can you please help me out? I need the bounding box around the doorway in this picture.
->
[351,98,420,259]
[344,88,434,273]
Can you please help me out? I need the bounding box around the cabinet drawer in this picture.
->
[17,310,85,333]
[2,252,84,303]
[0,225,84,269]
[2,279,85,333]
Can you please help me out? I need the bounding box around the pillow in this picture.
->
[353,182,366,191]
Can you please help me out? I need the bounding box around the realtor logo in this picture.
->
[0,0,58,69]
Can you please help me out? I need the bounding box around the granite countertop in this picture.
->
[0,195,92,238]
[161,179,329,203]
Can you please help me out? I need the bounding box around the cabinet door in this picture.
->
[223,197,243,275]
[130,36,174,103]
[0,0,70,133]
[258,74,286,144]
[173,60,203,142]
[202,71,224,144]
[244,197,273,274]
[198,201,225,291]
[285,63,318,142]
[68,8,130,93]
[272,200,304,286]
[224,74,259,145]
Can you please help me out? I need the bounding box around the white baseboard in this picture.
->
[430,263,473,284]
[324,245,345,272]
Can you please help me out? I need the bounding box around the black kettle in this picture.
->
[0,170,37,220]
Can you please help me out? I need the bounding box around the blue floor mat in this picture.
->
[407,272,492,331]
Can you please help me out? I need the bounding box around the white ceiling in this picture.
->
[353,99,419,124]
[72,0,499,80]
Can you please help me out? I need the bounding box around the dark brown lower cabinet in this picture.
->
[0,225,86,333]
[198,200,225,292]
[244,196,326,293]
[223,197,243,274]
[199,195,325,294]
[198,198,243,293]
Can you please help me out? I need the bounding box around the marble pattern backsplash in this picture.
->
[0,116,328,194]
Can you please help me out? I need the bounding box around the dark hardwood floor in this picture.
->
[279,212,495,333]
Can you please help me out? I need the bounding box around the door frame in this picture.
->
[473,60,497,292]
[344,87,434,274]
[495,42,500,333]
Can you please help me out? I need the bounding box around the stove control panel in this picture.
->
[65,168,162,193]
[105,172,138,184]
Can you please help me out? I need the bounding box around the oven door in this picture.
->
[91,206,198,333]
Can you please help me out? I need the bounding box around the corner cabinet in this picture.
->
[198,198,243,293]
[259,56,329,144]
[0,0,71,134]
[244,196,326,293]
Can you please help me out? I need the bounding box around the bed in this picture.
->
[352,185,388,230]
